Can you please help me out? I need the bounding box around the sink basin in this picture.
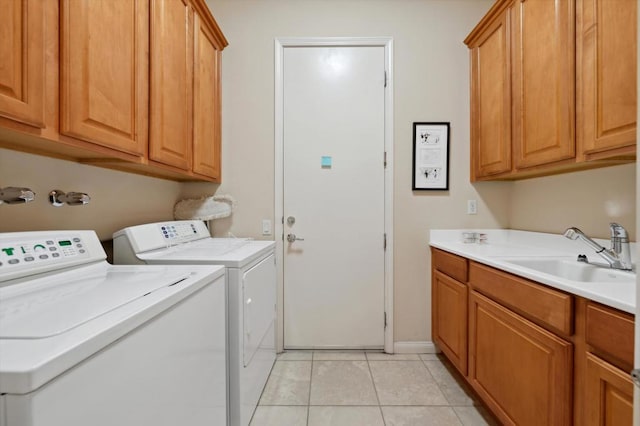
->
[500,257,635,283]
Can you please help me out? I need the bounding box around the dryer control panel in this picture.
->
[0,231,106,282]
[113,220,211,254]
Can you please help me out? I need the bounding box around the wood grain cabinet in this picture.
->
[60,0,148,156]
[511,0,575,170]
[149,0,193,170]
[582,302,635,426]
[585,354,633,426]
[577,0,637,161]
[193,11,223,180]
[465,0,636,181]
[469,291,573,426]
[148,0,225,180]
[431,251,636,426]
[0,0,46,128]
[431,249,469,375]
[0,0,227,182]
[468,5,511,179]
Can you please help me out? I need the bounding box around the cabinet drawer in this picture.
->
[586,302,634,369]
[432,248,468,282]
[469,262,573,335]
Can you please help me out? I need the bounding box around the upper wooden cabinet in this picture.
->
[60,0,148,156]
[469,6,511,179]
[577,0,637,160]
[0,0,227,182]
[512,0,575,169]
[466,0,636,181]
[149,0,193,171]
[193,13,222,180]
[0,0,46,128]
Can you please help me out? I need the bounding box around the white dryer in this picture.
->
[113,220,276,426]
[0,230,227,426]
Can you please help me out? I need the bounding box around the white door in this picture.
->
[283,45,386,349]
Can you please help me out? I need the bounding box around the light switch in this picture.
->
[262,219,272,236]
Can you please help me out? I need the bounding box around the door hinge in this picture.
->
[632,369,640,387]
[384,233,387,250]
[384,70,387,88]
[281,216,284,224]
[384,151,387,168]
[384,312,387,328]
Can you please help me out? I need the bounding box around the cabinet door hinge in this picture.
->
[384,233,387,250]
[384,151,387,168]
[384,70,387,88]
[384,312,387,328]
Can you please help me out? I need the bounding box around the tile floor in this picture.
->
[250,351,499,426]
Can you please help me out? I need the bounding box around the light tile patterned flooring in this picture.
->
[250,351,499,426]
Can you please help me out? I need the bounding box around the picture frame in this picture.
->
[412,122,450,190]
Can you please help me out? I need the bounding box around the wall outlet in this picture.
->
[262,219,272,235]
[467,199,478,215]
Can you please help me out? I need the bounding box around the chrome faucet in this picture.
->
[563,224,632,271]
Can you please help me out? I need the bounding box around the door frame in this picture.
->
[274,37,394,353]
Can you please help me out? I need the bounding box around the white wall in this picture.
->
[0,148,183,240]
[198,0,509,343]
[510,164,636,240]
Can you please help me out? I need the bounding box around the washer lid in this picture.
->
[0,269,190,339]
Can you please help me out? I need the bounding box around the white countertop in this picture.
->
[429,229,637,314]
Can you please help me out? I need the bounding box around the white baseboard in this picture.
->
[393,341,440,354]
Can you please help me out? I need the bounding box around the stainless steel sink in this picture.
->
[499,257,635,283]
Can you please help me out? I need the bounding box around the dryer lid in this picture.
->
[0,268,190,339]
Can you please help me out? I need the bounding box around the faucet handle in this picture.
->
[49,190,91,207]
[609,223,629,240]
[0,187,35,204]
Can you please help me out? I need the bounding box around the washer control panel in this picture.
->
[0,235,89,269]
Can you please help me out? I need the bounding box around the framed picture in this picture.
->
[412,122,450,190]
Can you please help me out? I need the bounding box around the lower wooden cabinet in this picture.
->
[432,270,467,375]
[585,353,633,426]
[431,251,635,425]
[468,290,573,426]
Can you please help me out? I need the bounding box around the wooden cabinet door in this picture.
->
[468,291,572,426]
[0,0,45,128]
[192,13,221,180]
[60,0,148,156]
[150,0,193,170]
[578,0,637,158]
[470,9,511,180]
[433,271,468,375]
[585,354,633,426]
[512,0,575,169]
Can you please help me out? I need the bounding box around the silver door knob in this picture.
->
[287,233,304,243]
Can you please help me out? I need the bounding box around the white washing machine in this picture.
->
[0,230,227,426]
[113,220,276,426]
